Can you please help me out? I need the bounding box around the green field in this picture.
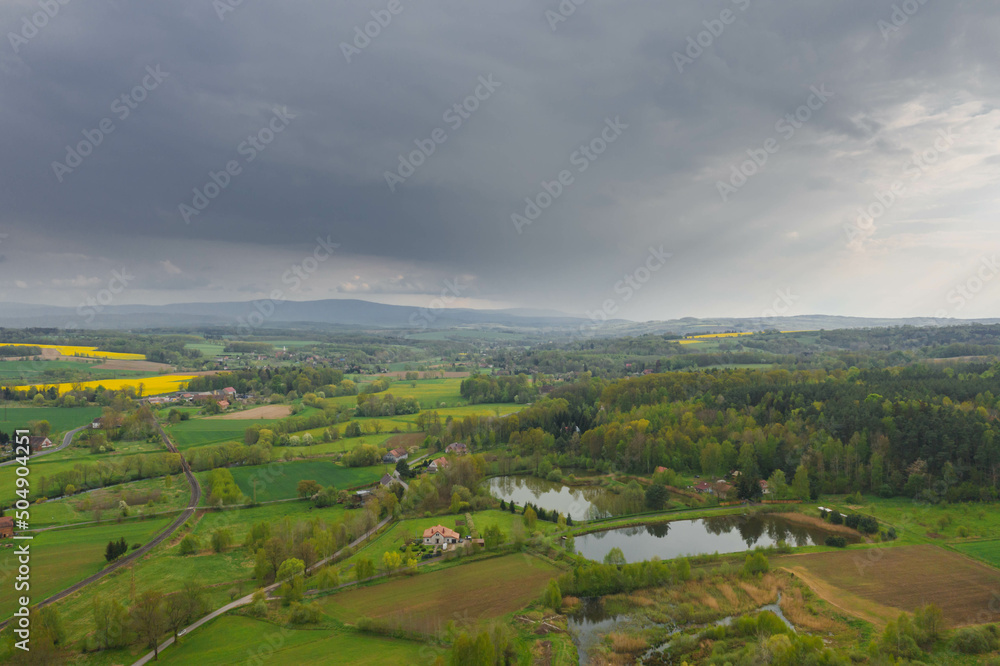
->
[0,405,102,435]
[30,474,191,527]
[339,510,555,573]
[198,460,384,504]
[167,418,263,449]
[159,616,428,665]
[0,516,173,618]
[953,539,1000,568]
[0,359,155,383]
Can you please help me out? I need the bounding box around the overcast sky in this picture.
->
[1,0,998,321]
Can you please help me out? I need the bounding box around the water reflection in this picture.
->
[486,475,614,521]
[576,514,851,563]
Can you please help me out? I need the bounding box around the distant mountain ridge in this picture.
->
[0,299,997,336]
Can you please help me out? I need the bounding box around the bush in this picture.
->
[844,514,860,529]
[951,626,999,654]
[743,551,769,576]
[179,534,200,555]
[829,511,843,525]
[824,536,847,548]
[289,601,322,624]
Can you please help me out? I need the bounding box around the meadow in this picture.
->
[0,343,146,360]
[158,616,428,666]
[0,516,173,619]
[323,554,561,635]
[0,405,101,435]
[29,474,191,527]
[0,359,155,383]
[953,539,1000,568]
[198,459,384,504]
[337,510,556,573]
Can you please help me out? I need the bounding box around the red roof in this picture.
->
[423,525,459,540]
[0,516,13,527]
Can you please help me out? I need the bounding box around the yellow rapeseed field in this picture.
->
[15,374,196,396]
[2,343,146,360]
[689,332,754,339]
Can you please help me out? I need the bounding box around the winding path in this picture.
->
[0,421,201,629]
[132,515,393,665]
[0,423,89,467]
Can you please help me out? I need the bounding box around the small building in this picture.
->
[445,442,468,456]
[759,479,770,495]
[28,436,53,453]
[0,516,13,539]
[694,481,712,493]
[379,473,398,488]
[422,525,460,546]
[222,387,237,396]
[91,416,103,429]
[217,400,230,410]
[382,448,408,464]
[428,457,450,473]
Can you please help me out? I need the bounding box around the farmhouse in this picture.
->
[28,436,53,452]
[382,448,408,464]
[422,525,460,546]
[0,516,13,538]
[91,416,103,429]
[217,400,230,410]
[222,387,237,396]
[759,479,770,495]
[445,442,468,456]
[428,457,450,473]
[379,473,400,488]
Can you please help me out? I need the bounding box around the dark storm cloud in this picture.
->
[1,0,999,318]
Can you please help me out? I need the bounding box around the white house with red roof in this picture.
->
[422,525,460,546]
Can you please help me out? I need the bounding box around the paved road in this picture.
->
[0,422,202,630]
[0,423,90,467]
[132,515,393,665]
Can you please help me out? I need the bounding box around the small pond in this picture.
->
[575,513,851,563]
[486,475,614,521]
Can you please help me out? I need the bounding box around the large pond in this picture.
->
[575,513,850,563]
[486,475,613,521]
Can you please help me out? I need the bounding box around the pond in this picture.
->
[568,592,795,665]
[575,513,851,563]
[486,475,615,521]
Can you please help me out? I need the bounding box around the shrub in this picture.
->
[952,626,999,654]
[289,601,322,624]
[743,551,769,576]
[179,534,200,555]
[829,511,843,525]
[824,536,847,548]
